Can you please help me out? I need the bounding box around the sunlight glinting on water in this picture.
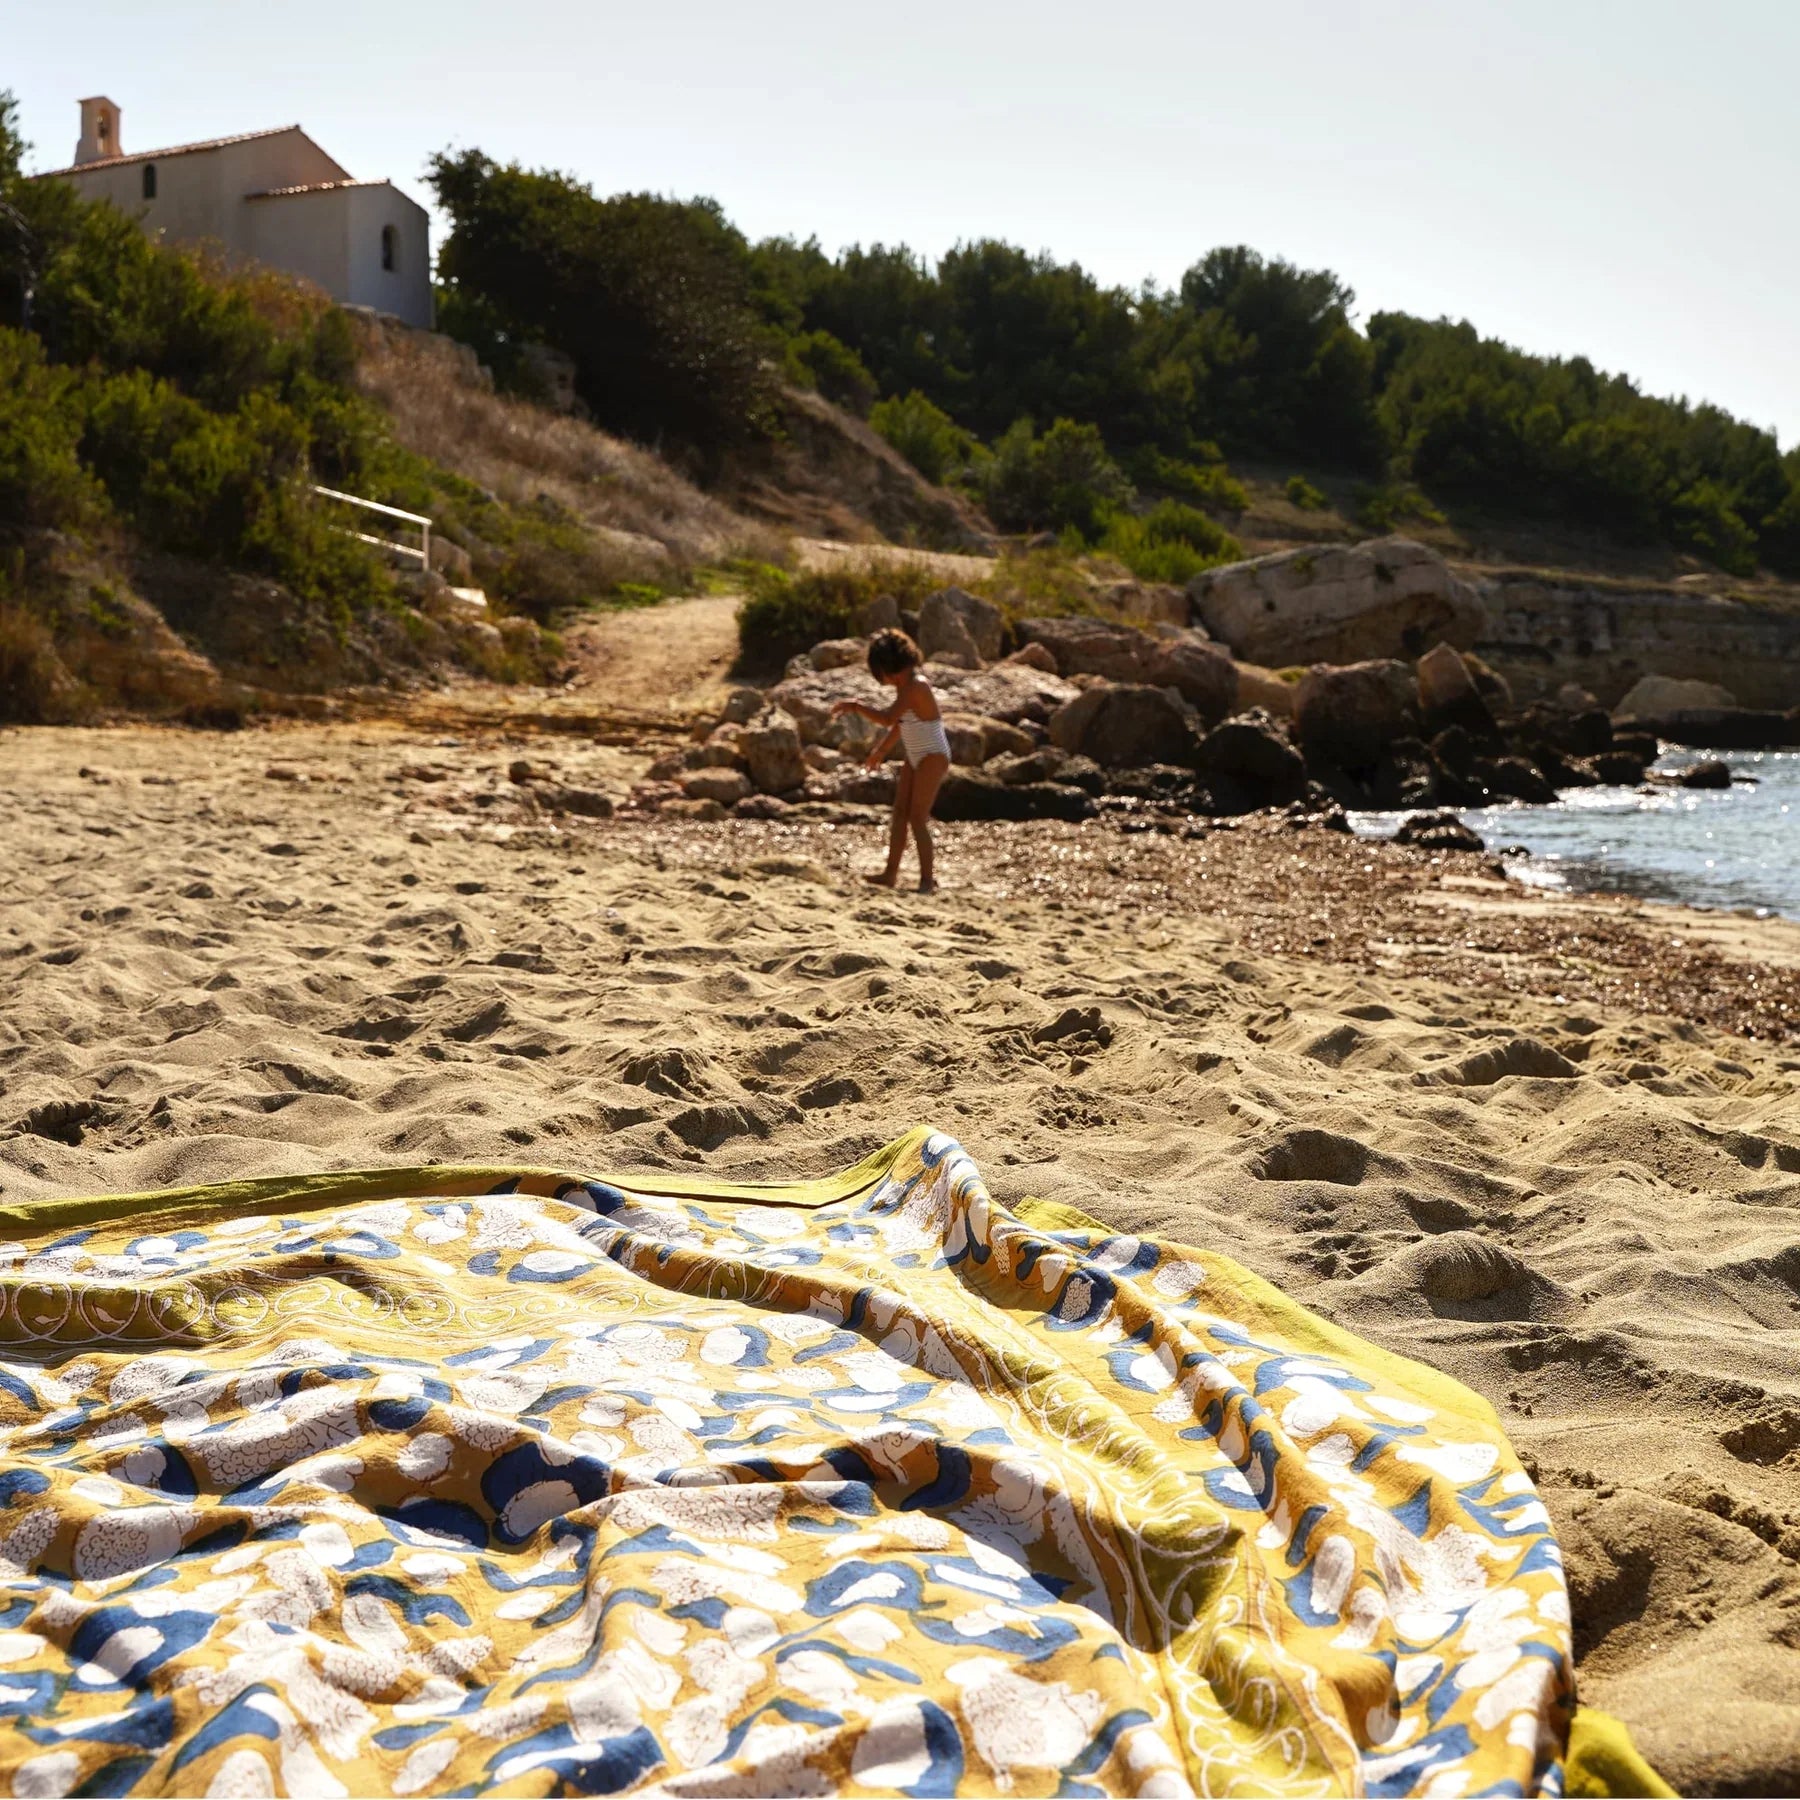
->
[1351,749,1800,921]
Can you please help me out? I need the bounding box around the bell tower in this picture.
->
[75,96,122,165]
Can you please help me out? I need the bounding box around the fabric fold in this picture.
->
[0,1129,1587,1796]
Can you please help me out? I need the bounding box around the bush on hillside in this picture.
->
[870,390,977,486]
[0,332,100,528]
[428,151,779,464]
[734,562,939,674]
[1098,501,1242,583]
[785,330,877,416]
[1285,474,1328,510]
[976,417,1134,537]
[1126,446,1249,515]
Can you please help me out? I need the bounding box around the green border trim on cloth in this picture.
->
[5,1132,1673,1796]
[0,1131,921,1240]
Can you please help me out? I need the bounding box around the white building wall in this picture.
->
[244,186,350,302]
[47,128,430,326]
[57,130,347,259]
[341,185,433,329]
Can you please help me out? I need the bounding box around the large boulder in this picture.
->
[1615,674,1736,717]
[768,666,891,744]
[1293,661,1420,769]
[854,593,901,635]
[1190,537,1485,667]
[1047,683,1195,769]
[929,660,1078,725]
[939,713,991,767]
[919,587,1003,664]
[1232,663,1297,719]
[1019,618,1236,724]
[1152,636,1237,725]
[809,638,867,672]
[1416,642,1494,736]
[736,716,809,795]
[1193,709,1308,801]
[1019,616,1160,683]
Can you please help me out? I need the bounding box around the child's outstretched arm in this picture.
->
[830,697,903,727]
[863,723,902,769]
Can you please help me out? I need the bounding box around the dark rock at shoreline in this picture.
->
[1194,709,1308,806]
[1293,660,1419,769]
[1485,756,1559,806]
[1677,758,1732,789]
[935,769,1093,822]
[1590,750,1651,786]
[1520,700,1612,759]
[987,748,1107,794]
[1394,811,1485,853]
[1615,706,1796,750]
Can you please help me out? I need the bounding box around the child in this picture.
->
[830,629,950,892]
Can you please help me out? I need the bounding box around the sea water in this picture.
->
[1351,749,1800,921]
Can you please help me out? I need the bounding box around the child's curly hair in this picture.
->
[867,628,922,679]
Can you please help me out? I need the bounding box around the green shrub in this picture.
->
[1128,447,1249,514]
[1285,474,1328,510]
[734,562,937,673]
[786,330,877,416]
[979,548,1100,619]
[428,151,778,463]
[976,417,1134,536]
[1668,480,1757,576]
[1098,500,1242,583]
[1353,481,1445,533]
[869,390,976,486]
[0,331,99,529]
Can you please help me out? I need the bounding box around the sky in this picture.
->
[7,0,1797,447]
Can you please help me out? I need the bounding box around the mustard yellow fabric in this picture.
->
[0,1129,1593,1796]
[1563,1708,1676,1798]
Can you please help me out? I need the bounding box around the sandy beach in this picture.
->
[5,718,1800,1794]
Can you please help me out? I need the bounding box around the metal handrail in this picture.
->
[311,483,431,569]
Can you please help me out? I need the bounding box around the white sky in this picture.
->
[8,0,1797,446]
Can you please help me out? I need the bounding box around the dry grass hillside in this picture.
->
[352,315,993,580]
[350,315,783,585]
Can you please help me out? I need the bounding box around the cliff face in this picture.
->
[1472,574,1800,709]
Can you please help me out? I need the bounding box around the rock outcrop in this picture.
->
[918,587,1004,665]
[1018,618,1236,723]
[1189,537,1485,667]
[1048,684,1195,769]
[1473,574,1800,711]
[1616,674,1736,716]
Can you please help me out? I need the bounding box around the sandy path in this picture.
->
[4,723,1800,1792]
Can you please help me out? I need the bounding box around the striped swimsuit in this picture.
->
[898,708,951,766]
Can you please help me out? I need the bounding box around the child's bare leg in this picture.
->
[870,764,913,885]
[909,755,947,891]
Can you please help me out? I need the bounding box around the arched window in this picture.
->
[381,224,398,273]
[142,162,157,200]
